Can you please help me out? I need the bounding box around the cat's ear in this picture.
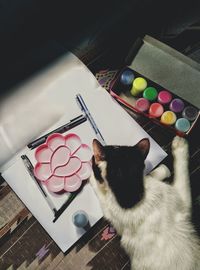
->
[92,139,105,163]
[136,138,150,160]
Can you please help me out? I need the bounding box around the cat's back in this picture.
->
[125,177,200,270]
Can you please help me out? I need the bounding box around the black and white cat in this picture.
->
[90,136,200,270]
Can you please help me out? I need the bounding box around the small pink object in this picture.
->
[51,146,70,172]
[64,175,82,192]
[157,90,172,104]
[33,133,93,193]
[46,133,65,151]
[74,144,93,162]
[54,157,82,177]
[135,98,150,112]
[65,133,82,155]
[35,145,52,163]
[34,163,52,181]
[76,162,92,179]
[149,103,164,118]
[46,176,65,193]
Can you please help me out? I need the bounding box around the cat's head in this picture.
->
[91,138,150,209]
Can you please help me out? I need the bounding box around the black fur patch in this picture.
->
[103,145,145,209]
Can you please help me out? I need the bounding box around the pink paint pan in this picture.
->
[33,133,93,193]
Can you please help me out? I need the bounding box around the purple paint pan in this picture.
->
[34,133,93,193]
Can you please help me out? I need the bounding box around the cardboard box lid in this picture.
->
[130,35,200,108]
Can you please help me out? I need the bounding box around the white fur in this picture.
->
[90,137,200,270]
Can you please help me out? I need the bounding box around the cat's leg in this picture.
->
[150,164,171,181]
[172,136,191,210]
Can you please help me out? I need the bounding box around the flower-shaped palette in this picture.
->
[34,133,93,193]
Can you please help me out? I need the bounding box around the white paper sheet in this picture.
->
[1,53,167,252]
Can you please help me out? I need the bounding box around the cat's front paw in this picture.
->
[159,164,171,178]
[172,136,188,158]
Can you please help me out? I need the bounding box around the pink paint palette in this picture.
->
[34,133,92,193]
[110,67,199,135]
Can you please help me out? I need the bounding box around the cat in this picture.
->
[89,136,200,270]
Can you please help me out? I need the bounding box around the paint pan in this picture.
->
[34,133,92,193]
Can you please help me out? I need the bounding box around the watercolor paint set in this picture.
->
[110,67,199,136]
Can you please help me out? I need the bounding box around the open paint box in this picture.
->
[34,133,93,193]
[110,67,200,136]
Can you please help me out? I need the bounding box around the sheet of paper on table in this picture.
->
[0,52,167,252]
